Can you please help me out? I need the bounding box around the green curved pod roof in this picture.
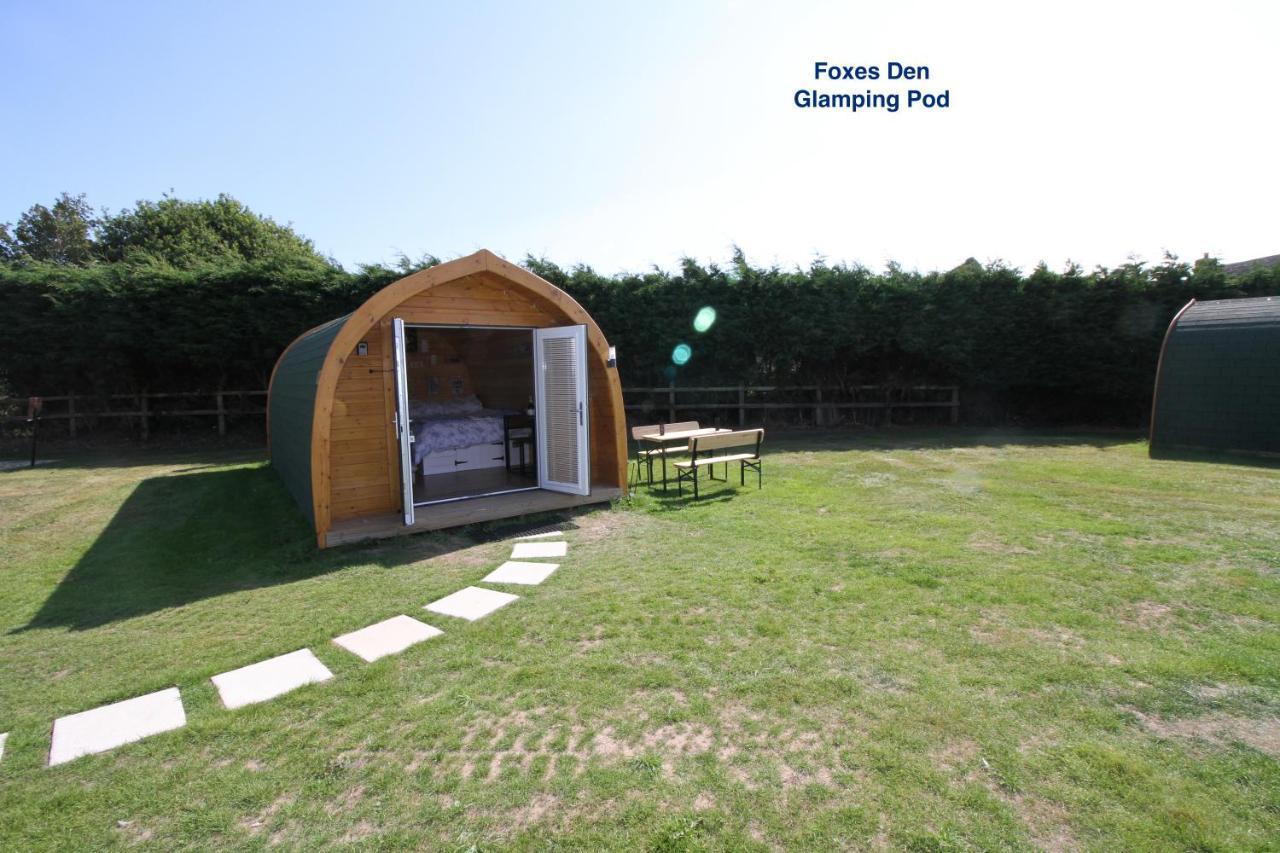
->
[268,314,350,523]
[1150,296,1280,457]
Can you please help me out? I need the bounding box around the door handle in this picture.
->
[578,401,583,426]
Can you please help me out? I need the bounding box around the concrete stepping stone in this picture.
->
[511,540,567,559]
[48,687,185,767]
[212,649,333,710]
[333,615,443,662]
[425,586,518,621]
[483,560,560,586]
[514,531,564,540]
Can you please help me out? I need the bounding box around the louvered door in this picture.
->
[534,325,589,495]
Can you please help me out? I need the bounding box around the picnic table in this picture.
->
[639,427,731,491]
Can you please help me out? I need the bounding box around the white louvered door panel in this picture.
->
[534,325,589,495]
[391,318,415,525]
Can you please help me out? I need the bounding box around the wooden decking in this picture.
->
[324,485,622,547]
[413,466,537,504]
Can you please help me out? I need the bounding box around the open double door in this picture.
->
[391,320,589,526]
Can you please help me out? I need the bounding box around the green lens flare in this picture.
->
[672,343,692,365]
[693,306,717,333]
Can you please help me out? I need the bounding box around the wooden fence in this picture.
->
[623,383,960,426]
[2,384,960,437]
[0,391,267,438]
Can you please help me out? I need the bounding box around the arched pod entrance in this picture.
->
[268,250,627,547]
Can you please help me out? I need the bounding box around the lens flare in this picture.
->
[693,306,717,333]
[672,343,692,365]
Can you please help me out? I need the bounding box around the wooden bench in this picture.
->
[630,421,699,487]
[673,429,764,498]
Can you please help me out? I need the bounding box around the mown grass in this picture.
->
[0,430,1277,850]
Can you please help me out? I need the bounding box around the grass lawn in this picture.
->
[1,430,1278,850]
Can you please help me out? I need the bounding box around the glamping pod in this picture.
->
[268,250,627,547]
[1149,295,1280,458]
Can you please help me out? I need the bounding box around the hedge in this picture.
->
[1,252,1275,425]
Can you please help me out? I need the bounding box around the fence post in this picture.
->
[814,386,823,427]
[950,387,960,424]
[67,391,76,439]
[738,383,745,427]
[668,379,675,423]
[216,390,226,436]
[139,392,150,440]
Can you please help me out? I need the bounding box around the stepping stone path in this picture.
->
[23,529,573,768]
[212,649,333,710]
[49,687,186,767]
[511,540,567,559]
[483,560,560,585]
[333,615,443,663]
[426,586,519,621]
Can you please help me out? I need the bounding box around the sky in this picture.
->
[2,1,1277,275]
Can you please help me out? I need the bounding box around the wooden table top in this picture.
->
[639,427,731,443]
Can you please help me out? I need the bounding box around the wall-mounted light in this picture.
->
[357,341,369,356]
[607,346,617,368]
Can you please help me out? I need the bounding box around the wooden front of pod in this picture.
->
[268,250,627,547]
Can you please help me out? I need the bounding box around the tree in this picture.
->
[0,223,17,261]
[3,192,99,265]
[96,194,330,269]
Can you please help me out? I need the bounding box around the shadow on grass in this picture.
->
[1149,445,1280,470]
[4,447,268,472]
[643,490,741,512]
[13,463,591,633]
[628,467,753,511]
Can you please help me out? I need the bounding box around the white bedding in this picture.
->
[408,398,516,466]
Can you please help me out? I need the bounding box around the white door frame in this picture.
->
[401,323,541,508]
[391,318,415,525]
[534,324,590,495]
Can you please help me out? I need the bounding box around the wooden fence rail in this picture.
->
[0,391,268,438]
[2,384,960,437]
[623,383,960,426]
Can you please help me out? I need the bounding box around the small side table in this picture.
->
[504,414,535,475]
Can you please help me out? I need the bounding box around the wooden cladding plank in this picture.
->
[334,381,384,408]
[389,288,553,326]
[331,449,387,468]
[336,379,381,395]
[332,425,390,442]
[331,416,387,432]
[329,414,387,431]
[331,497,397,521]
[333,480,393,499]
[331,436,387,453]
[407,295,544,314]
[337,370,381,385]
[334,384,385,397]
[331,399,385,418]
[422,276,524,300]
[333,489,397,507]
[332,323,393,514]
[332,448,390,467]
[391,309,553,327]
[331,472,392,491]
[379,320,402,510]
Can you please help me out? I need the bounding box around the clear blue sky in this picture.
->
[3,1,1277,274]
